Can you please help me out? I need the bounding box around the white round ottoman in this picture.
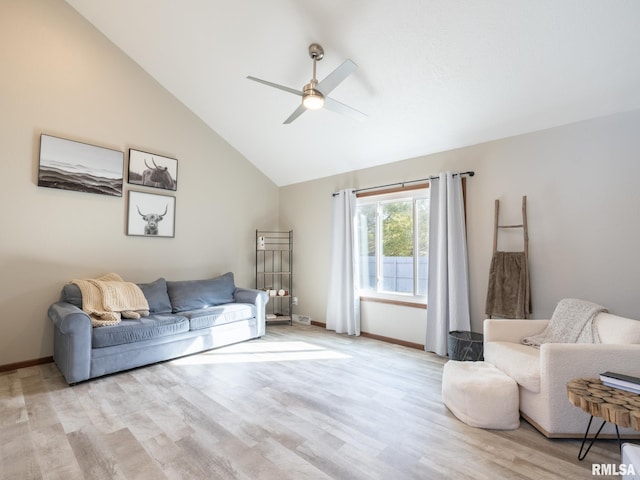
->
[442,360,520,430]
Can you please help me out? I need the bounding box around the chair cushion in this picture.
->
[595,313,640,344]
[484,341,541,393]
[182,303,256,331]
[92,314,189,348]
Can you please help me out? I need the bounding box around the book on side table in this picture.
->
[600,371,640,394]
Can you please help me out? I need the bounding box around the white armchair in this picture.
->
[483,314,640,438]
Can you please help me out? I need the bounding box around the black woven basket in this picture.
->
[448,331,484,361]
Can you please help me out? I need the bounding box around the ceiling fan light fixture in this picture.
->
[247,43,365,123]
[302,82,325,109]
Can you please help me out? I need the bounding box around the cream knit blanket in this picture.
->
[522,298,606,348]
[71,273,150,327]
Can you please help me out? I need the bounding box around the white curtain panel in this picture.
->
[326,189,361,335]
[425,172,471,356]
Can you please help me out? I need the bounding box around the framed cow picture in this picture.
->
[127,190,176,238]
[128,149,177,191]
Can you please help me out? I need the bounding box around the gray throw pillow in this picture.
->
[61,278,173,314]
[137,278,173,314]
[61,283,83,308]
[167,272,236,312]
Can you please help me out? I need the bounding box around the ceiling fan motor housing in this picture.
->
[308,43,324,61]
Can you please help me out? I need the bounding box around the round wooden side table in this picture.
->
[567,377,640,460]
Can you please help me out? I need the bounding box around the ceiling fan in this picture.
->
[247,43,367,124]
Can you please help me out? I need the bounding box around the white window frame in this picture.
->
[356,187,429,305]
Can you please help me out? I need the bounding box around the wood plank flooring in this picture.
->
[0,325,623,479]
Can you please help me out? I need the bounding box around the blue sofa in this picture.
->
[48,272,268,384]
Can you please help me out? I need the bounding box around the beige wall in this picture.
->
[0,0,278,365]
[280,109,640,345]
[3,0,639,366]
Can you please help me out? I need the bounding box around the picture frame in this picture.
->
[38,134,124,197]
[128,148,177,191]
[127,190,176,238]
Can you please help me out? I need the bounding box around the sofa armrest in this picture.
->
[484,319,549,343]
[234,288,269,336]
[541,343,640,384]
[48,302,93,384]
[233,287,266,305]
[540,343,640,423]
[49,302,91,335]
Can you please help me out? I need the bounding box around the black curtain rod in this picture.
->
[332,170,475,196]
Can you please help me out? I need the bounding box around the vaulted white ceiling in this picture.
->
[64,0,640,186]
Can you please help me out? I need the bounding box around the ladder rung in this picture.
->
[493,196,528,256]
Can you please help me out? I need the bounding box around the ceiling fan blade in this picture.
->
[316,59,357,96]
[283,104,307,124]
[246,76,302,96]
[324,97,367,121]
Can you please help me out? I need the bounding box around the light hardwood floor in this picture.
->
[0,325,622,480]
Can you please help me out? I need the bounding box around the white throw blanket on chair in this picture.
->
[522,298,606,347]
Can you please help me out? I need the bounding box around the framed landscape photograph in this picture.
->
[38,134,124,196]
[127,190,176,238]
[128,149,177,191]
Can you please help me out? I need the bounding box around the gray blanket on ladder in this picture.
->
[485,251,531,318]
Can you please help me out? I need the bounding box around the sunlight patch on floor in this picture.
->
[172,341,351,365]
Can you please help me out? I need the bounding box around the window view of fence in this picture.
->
[360,256,428,294]
[356,191,429,298]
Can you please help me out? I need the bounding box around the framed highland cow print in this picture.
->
[127,190,176,238]
[128,149,178,191]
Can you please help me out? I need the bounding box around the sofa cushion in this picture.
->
[167,272,236,313]
[595,313,640,344]
[183,303,256,331]
[61,279,174,314]
[61,283,83,308]
[92,314,189,348]
[484,341,541,393]
[137,278,173,314]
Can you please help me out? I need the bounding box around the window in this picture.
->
[356,187,429,303]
